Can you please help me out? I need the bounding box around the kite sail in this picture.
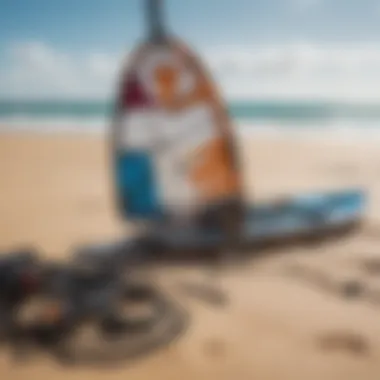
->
[111,0,243,227]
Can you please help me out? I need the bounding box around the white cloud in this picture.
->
[205,43,380,101]
[0,41,122,100]
[2,40,380,102]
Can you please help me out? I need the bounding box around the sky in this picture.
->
[1,0,380,101]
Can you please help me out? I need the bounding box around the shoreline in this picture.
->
[2,123,380,144]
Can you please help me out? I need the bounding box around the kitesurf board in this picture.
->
[111,0,243,228]
[147,189,366,251]
[110,1,365,252]
[74,189,365,265]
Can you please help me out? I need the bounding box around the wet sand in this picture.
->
[1,131,380,380]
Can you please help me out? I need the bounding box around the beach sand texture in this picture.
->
[0,132,380,380]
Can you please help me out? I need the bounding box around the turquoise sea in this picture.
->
[1,100,380,134]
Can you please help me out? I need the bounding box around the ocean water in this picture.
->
[1,100,380,137]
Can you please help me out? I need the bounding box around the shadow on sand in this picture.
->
[0,220,362,369]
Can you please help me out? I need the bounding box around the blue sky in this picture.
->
[2,0,380,100]
[2,0,380,50]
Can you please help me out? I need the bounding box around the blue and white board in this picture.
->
[149,189,366,250]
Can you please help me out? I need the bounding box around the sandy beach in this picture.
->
[1,131,380,380]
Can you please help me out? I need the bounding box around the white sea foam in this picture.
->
[1,116,380,145]
[237,119,380,143]
[0,116,107,134]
